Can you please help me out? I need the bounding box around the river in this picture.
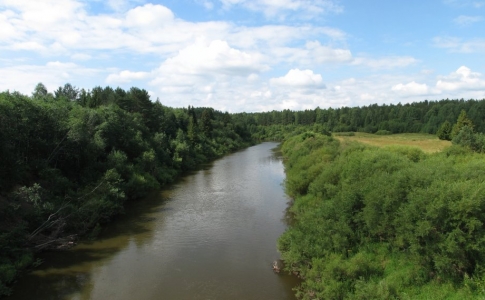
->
[8,142,299,300]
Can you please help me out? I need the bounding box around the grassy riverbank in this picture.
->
[279,132,485,299]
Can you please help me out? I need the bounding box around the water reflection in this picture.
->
[9,143,298,300]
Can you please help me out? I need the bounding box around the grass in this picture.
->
[333,132,452,153]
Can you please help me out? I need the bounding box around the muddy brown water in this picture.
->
[8,142,299,300]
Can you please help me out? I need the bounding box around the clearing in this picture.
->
[334,132,451,153]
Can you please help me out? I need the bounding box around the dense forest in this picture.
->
[1,82,485,298]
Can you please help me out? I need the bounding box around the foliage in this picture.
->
[437,120,452,140]
[279,133,485,299]
[451,110,474,139]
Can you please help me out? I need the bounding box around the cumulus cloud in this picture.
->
[106,70,151,84]
[392,81,429,95]
[146,39,269,109]
[125,3,174,27]
[0,0,348,60]
[154,39,266,78]
[436,66,485,91]
[270,69,326,88]
[0,1,229,55]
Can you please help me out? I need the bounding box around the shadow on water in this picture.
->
[8,191,173,300]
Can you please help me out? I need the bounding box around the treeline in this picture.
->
[236,98,485,134]
[0,83,253,296]
[278,133,485,299]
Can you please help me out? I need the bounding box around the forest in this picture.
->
[1,82,485,298]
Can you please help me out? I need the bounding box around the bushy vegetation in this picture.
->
[278,133,485,299]
[0,85,253,295]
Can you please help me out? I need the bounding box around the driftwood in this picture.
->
[32,234,78,251]
[272,259,284,273]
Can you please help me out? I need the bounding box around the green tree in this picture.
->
[200,109,213,136]
[437,120,452,140]
[451,110,473,138]
[32,82,52,100]
[54,83,79,101]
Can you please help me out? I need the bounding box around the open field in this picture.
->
[334,132,452,153]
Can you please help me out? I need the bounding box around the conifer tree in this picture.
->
[451,110,473,139]
[437,120,452,140]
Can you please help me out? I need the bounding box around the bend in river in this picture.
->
[9,142,299,300]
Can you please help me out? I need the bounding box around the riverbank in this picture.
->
[278,132,485,299]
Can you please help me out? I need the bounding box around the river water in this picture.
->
[9,142,298,300]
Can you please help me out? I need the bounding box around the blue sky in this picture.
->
[1,0,484,112]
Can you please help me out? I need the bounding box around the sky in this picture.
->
[0,0,484,112]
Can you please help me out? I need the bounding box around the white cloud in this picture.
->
[155,39,266,78]
[271,41,352,66]
[147,39,269,109]
[0,61,100,94]
[125,4,174,27]
[270,69,326,88]
[392,81,429,96]
[0,1,230,56]
[71,53,92,61]
[106,70,151,84]
[453,15,483,26]
[436,66,485,91]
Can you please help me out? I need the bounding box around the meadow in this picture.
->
[333,132,451,153]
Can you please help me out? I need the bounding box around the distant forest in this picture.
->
[237,98,485,134]
[1,82,484,296]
